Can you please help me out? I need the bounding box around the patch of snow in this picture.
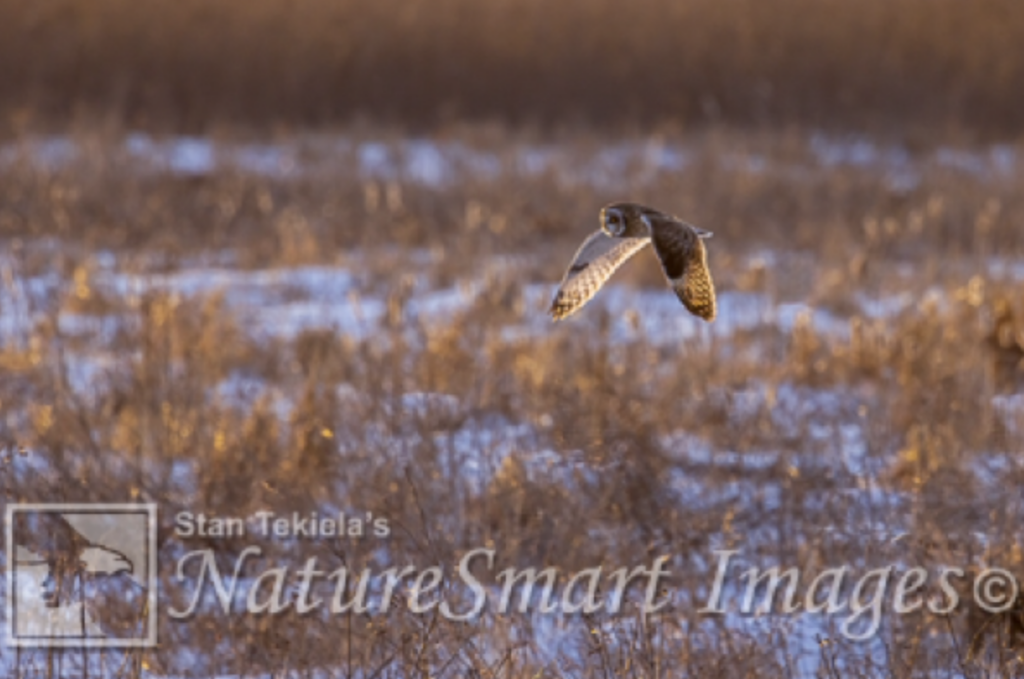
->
[992,393,1024,439]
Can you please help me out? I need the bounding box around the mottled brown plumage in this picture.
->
[550,202,716,321]
[549,232,649,321]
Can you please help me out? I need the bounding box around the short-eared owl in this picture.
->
[550,202,717,321]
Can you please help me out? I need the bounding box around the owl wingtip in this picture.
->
[549,292,576,321]
[682,297,716,322]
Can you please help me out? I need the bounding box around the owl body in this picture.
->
[551,202,717,321]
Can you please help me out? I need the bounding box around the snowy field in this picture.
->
[1,131,1023,677]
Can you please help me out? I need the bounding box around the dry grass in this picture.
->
[1,126,1023,676]
[1,0,1024,136]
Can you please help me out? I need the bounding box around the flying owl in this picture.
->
[550,202,717,321]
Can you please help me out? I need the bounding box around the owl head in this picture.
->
[599,205,623,236]
[600,202,660,238]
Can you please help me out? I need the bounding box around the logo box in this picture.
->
[5,503,158,648]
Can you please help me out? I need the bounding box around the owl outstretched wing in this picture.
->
[550,230,650,320]
[650,221,716,321]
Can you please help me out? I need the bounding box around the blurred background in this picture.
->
[0,0,1023,137]
[2,1,1024,677]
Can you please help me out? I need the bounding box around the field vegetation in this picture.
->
[1,128,1022,676]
